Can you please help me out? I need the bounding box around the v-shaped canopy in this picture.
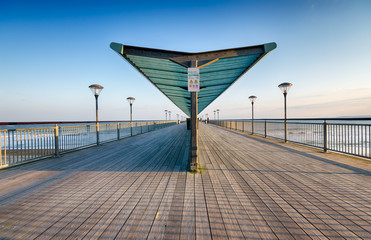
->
[110,42,276,116]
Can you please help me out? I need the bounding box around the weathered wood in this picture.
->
[200,124,371,239]
[180,173,195,240]
[0,123,370,239]
[194,173,212,240]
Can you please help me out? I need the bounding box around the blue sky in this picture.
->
[1,0,370,121]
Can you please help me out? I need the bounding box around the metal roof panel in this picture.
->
[110,42,276,116]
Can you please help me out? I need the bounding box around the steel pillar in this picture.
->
[251,102,255,134]
[284,92,287,143]
[190,61,199,172]
[95,95,100,146]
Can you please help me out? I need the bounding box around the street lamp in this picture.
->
[214,110,216,120]
[177,114,179,121]
[127,97,135,136]
[127,97,135,122]
[89,84,104,146]
[165,110,168,120]
[168,111,171,120]
[248,95,257,134]
[278,82,293,142]
[216,109,220,121]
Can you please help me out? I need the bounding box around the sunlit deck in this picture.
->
[0,123,370,239]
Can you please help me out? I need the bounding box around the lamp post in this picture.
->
[278,82,293,142]
[248,96,257,134]
[216,109,220,121]
[89,84,104,146]
[165,110,168,120]
[177,114,179,123]
[127,97,135,136]
[169,111,171,120]
[214,110,216,120]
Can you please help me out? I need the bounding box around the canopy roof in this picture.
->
[110,42,276,116]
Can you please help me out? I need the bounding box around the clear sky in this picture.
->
[1,0,370,121]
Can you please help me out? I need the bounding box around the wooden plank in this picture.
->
[194,151,212,240]
[235,140,371,238]
[115,131,186,239]
[162,171,186,239]
[207,140,315,239]
[180,173,195,240]
[85,124,187,239]
[146,166,181,239]
[206,154,246,239]
[2,141,154,239]
[200,128,277,239]
[87,128,185,239]
[145,133,188,240]
[200,172,228,239]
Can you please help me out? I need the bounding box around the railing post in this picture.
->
[1,130,7,167]
[141,123,143,134]
[264,120,267,138]
[242,120,245,132]
[117,122,120,140]
[54,124,60,157]
[8,130,12,165]
[323,120,328,152]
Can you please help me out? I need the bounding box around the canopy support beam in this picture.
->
[190,60,199,172]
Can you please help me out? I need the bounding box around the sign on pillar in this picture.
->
[188,68,200,92]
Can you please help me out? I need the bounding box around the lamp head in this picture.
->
[278,82,293,94]
[248,95,257,103]
[126,97,135,105]
[89,84,104,96]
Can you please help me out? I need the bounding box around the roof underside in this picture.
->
[110,42,276,116]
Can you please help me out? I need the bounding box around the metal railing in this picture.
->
[210,118,371,159]
[0,120,178,169]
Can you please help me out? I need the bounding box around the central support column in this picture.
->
[190,60,199,172]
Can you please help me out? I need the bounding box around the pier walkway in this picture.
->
[0,123,370,239]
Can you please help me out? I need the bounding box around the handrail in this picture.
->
[209,118,371,159]
[220,117,371,121]
[0,120,169,126]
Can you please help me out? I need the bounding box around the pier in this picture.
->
[0,123,370,239]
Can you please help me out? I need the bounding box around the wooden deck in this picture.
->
[0,123,370,239]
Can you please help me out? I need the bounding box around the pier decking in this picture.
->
[0,123,370,239]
